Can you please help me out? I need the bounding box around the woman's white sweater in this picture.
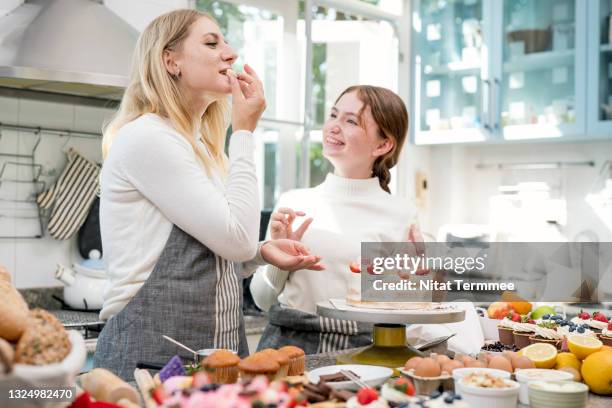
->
[250,173,418,314]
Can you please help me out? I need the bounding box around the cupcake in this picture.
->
[201,349,240,384]
[497,317,515,346]
[278,345,305,376]
[599,323,612,346]
[259,348,290,378]
[512,321,537,349]
[570,311,608,334]
[529,324,562,350]
[238,352,280,381]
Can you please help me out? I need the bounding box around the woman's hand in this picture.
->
[261,239,324,272]
[229,64,266,132]
[269,208,313,241]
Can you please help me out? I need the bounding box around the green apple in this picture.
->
[530,305,556,319]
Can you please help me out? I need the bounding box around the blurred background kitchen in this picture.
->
[0,0,611,362]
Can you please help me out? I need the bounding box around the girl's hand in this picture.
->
[261,239,325,272]
[269,207,313,241]
[229,64,266,132]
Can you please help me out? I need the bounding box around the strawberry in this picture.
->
[392,378,415,396]
[593,312,608,323]
[608,322,612,330]
[511,313,521,322]
[356,388,379,405]
[528,319,536,324]
[578,311,590,320]
[349,262,361,273]
[150,387,167,405]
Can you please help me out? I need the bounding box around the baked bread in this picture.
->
[15,309,71,365]
[0,281,29,341]
[0,265,11,283]
[0,337,14,374]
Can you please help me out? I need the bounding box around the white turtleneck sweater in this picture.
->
[250,173,418,315]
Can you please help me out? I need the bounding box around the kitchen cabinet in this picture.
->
[412,0,589,144]
[587,0,612,137]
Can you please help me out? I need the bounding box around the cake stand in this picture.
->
[316,299,465,370]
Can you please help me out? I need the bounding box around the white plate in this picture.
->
[307,364,393,391]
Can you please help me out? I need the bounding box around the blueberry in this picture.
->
[543,314,550,319]
[582,324,590,329]
[430,390,442,399]
[578,327,585,333]
[569,326,576,332]
[560,320,568,326]
[551,315,561,320]
[444,396,455,404]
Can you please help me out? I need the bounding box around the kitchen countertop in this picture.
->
[305,349,611,407]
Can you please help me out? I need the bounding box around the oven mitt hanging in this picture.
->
[37,149,100,240]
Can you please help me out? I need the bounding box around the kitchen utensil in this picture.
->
[307,364,393,391]
[416,333,456,351]
[55,251,106,310]
[339,369,371,389]
[162,335,198,359]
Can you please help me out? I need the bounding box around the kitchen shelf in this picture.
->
[503,49,575,73]
[424,61,481,76]
[600,43,612,52]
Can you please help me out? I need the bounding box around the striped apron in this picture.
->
[257,304,373,355]
[93,225,248,381]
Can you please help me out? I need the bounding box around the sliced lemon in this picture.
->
[568,334,603,360]
[519,343,558,368]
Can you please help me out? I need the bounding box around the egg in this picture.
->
[441,360,464,374]
[414,357,441,377]
[434,353,451,365]
[488,356,513,373]
[459,355,476,366]
[478,352,492,363]
[465,359,487,368]
[511,356,535,370]
[404,356,423,371]
[502,351,517,361]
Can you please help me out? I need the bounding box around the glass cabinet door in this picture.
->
[587,0,612,137]
[412,0,489,144]
[495,0,586,140]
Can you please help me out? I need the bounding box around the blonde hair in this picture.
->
[102,9,230,176]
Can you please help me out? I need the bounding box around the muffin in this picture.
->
[259,348,290,378]
[497,318,515,346]
[238,352,279,381]
[278,345,306,376]
[529,324,562,350]
[201,349,240,384]
[15,309,71,365]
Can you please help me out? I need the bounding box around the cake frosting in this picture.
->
[512,322,536,333]
[534,326,563,340]
[570,317,607,331]
[497,318,515,330]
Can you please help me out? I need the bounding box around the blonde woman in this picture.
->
[93,9,321,380]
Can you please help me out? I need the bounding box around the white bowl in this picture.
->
[1,331,86,392]
[479,316,501,341]
[515,368,574,405]
[458,378,520,408]
[528,380,588,408]
[452,367,511,395]
[307,364,393,391]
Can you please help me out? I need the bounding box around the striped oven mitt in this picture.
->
[37,149,100,240]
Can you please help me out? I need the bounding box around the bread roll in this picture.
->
[0,281,29,341]
[0,266,11,283]
[15,309,71,365]
[0,337,14,374]
[81,368,140,404]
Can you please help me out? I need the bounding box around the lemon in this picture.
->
[555,352,582,371]
[581,350,612,395]
[567,334,603,360]
[519,343,558,369]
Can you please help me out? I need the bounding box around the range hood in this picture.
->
[0,0,138,101]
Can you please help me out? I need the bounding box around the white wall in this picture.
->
[0,96,114,288]
[413,140,612,243]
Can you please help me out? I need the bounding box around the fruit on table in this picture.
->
[558,366,582,382]
[519,343,558,369]
[581,350,612,395]
[593,311,609,323]
[511,356,535,370]
[487,302,511,319]
[530,305,556,319]
[555,352,582,371]
[510,302,532,315]
[357,388,379,404]
[487,355,513,373]
[567,334,603,360]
